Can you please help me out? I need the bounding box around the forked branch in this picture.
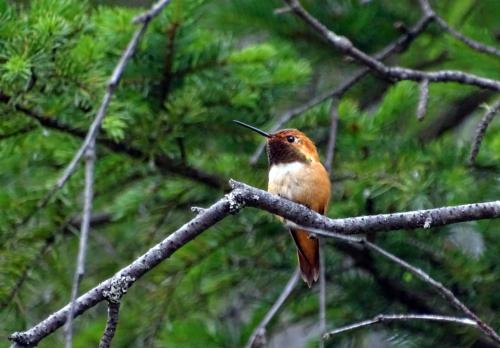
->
[282,0,500,91]
[9,180,500,347]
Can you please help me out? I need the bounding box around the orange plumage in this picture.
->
[234,121,331,287]
[266,130,330,287]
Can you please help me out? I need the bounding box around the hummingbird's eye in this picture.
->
[286,135,296,143]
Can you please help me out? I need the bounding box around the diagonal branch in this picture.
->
[250,14,434,163]
[303,230,500,345]
[282,0,500,91]
[468,99,500,164]
[245,269,300,348]
[323,314,477,340]
[417,0,500,58]
[2,0,175,239]
[9,192,233,347]
[8,181,500,347]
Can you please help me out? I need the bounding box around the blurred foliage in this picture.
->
[0,0,499,347]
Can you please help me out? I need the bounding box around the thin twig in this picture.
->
[274,6,292,15]
[324,97,339,173]
[434,16,500,57]
[302,228,500,345]
[133,0,172,24]
[468,99,500,164]
[417,0,500,58]
[99,302,121,348]
[64,141,96,348]
[323,314,477,340]
[8,181,500,347]
[12,0,175,235]
[318,239,326,348]
[56,25,147,199]
[417,79,429,121]
[249,14,434,164]
[366,240,500,345]
[245,269,300,348]
[283,0,500,91]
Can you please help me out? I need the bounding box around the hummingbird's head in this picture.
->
[233,120,319,165]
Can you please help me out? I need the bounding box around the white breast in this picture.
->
[268,161,308,200]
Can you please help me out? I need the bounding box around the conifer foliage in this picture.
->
[1,0,499,347]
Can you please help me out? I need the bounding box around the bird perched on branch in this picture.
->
[234,120,331,287]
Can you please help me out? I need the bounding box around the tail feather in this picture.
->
[290,228,319,287]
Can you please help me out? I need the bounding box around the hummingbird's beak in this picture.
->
[233,120,270,138]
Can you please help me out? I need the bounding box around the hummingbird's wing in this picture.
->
[289,228,319,288]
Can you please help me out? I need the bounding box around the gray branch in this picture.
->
[9,181,500,347]
[417,0,500,58]
[323,314,477,340]
[417,79,429,121]
[283,0,500,91]
[468,99,500,164]
[9,193,233,347]
[25,0,175,226]
[249,14,434,164]
[434,16,500,58]
[98,302,121,348]
[303,230,500,345]
[65,141,96,348]
[245,269,300,348]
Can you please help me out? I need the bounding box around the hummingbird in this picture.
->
[234,120,331,287]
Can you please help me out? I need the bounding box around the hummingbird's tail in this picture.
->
[289,228,319,287]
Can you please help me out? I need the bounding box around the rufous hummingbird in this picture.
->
[234,120,331,287]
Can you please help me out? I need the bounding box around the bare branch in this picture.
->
[417,79,429,121]
[283,0,500,91]
[8,181,500,346]
[468,99,500,164]
[64,141,96,348]
[417,0,433,17]
[133,0,172,24]
[323,314,477,340]
[365,240,500,344]
[98,302,121,348]
[417,0,500,58]
[6,0,176,235]
[245,269,300,348]
[434,16,500,57]
[229,181,500,235]
[9,192,234,347]
[273,6,292,15]
[249,14,434,164]
[55,26,145,201]
[324,97,339,173]
[302,229,500,345]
